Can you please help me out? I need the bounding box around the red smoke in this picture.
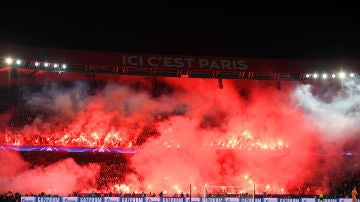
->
[0,150,99,194]
[0,76,359,196]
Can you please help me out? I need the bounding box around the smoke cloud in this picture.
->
[0,150,99,194]
[1,76,360,195]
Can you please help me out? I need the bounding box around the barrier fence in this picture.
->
[19,197,356,202]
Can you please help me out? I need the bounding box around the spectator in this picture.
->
[352,187,357,202]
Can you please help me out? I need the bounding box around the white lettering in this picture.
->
[38,197,61,202]
[124,56,246,70]
[174,58,184,68]
[63,197,78,202]
[148,200,159,202]
[21,197,37,202]
[127,56,140,66]
[184,58,195,68]
[122,198,143,202]
[220,60,231,69]
[139,56,143,66]
[225,198,239,202]
[105,198,119,202]
[185,197,201,202]
[209,60,221,69]
[236,60,248,70]
[198,59,209,68]
[80,197,103,202]
[146,197,161,202]
[148,57,158,67]
[162,198,183,202]
[163,57,173,67]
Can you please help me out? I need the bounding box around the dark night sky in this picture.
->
[1,7,360,59]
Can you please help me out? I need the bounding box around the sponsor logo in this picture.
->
[38,197,61,202]
[64,199,77,202]
[122,198,143,202]
[162,198,183,202]
[226,199,238,202]
[147,199,160,202]
[80,197,103,202]
[22,200,35,202]
[106,198,119,202]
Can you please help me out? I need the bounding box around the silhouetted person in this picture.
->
[352,187,358,202]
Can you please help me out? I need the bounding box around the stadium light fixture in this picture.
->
[350,73,355,78]
[53,63,59,68]
[313,73,318,79]
[15,59,21,65]
[44,62,49,67]
[35,62,40,67]
[322,73,327,79]
[331,74,336,78]
[62,64,67,69]
[5,57,13,65]
[339,72,346,79]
